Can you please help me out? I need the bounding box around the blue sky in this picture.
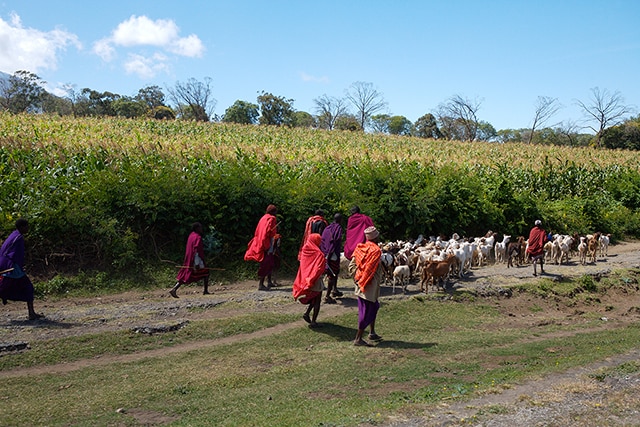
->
[1,0,638,131]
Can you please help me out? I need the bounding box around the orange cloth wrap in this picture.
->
[353,240,382,293]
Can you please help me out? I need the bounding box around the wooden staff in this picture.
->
[0,267,15,275]
[174,266,225,271]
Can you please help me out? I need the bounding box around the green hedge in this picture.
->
[1,123,639,281]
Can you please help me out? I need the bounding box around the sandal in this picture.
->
[302,313,311,324]
[368,333,383,341]
[353,340,372,347]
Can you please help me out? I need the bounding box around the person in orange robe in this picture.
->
[244,204,278,290]
[349,226,384,346]
[292,233,325,328]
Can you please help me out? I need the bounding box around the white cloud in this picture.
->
[300,72,329,84]
[0,12,81,74]
[124,53,170,79]
[93,15,205,64]
[169,34,205,58]
[112,16,179,47]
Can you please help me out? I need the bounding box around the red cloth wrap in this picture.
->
[526,226,547,257]
[292,234,325,300]
[176,231,209,284]
[244,213,277,263]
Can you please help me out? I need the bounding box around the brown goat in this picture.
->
[420,253,457,293]
[588,232,601,264]
[506,236,525,268]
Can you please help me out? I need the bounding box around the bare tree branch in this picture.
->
[576,87,633,147]
[167,77,216,121]
[313,94,349,130]
[436,95,482,141]
[528,96,561,143]
[345,82,387,131]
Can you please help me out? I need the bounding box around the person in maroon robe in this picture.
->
[343,205,375,260]
[0,218,43,320]
[526,219,548,276]
[170,222,210,298]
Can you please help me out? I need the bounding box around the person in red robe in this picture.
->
[170,222,210,298]
[244,204,278,290]
[297,209,328,260]
[343,205,375,260]
[526,219,548,276]
[292,233,325,328]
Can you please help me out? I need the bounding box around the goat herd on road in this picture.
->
[341,231,611,294]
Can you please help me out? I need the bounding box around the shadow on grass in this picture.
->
[7,317,81,329]
[309,323,436,350]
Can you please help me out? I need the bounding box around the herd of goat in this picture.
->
[341,231,611,294]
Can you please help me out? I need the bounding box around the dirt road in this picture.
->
[1,241,639,425]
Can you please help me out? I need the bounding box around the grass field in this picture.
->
[2,267,640,426]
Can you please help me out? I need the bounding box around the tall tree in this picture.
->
[476,121,498,142]
[0,70,46,113]
[345,81,387,131]
[527,96,561,144]
[136,85,166,110]
[370,114,391,133]
[292,111,316,128]
[222,100,259,124]
[388,115,413,136]
[576,87,633,147]
[257,92,295,126]
[167,77,216,122]
[436,95,482,141]
[313,94,348,130]
[413,113,442,139]
[112,96,147,118]
[73,88,121,116]
[334,114,362,131]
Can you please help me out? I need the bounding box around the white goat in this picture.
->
[494,235,510,264]
[578,236,587,265]
[392,265,411,294]
[558,236,574,265]
[599,234,610,258]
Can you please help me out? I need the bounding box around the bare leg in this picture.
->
[354,328,370,346]
[258,277,268,291]
[203,277,210,295]
[27,301,43,320]
[310,296,321,324]
[170,282,181,298]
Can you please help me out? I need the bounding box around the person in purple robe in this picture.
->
[320,213,344,304]
[170,222,210,298]
[0,218,43,320]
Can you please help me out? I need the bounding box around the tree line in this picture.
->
[1,70,638,150]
